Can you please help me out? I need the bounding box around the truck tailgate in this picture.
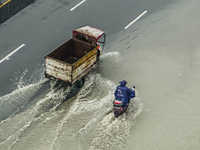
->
[45,57,72,83]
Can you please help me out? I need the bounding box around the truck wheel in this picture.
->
[77,77,84,88]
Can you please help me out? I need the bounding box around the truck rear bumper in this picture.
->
[45,72,72,86]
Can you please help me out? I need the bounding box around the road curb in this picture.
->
[0,0,35,24]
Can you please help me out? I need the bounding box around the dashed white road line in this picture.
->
[125,10,148,29]
[70,0,86,11]
[0,44,25,64]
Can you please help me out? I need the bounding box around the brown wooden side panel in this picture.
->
[72,48,97,83]
[45,57,72,82]
[72,48,97,70]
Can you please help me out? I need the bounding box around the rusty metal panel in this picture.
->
[72,51,97,83]
[45,57,72,82]
[73,48,97,70]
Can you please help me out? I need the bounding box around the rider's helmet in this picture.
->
[119,80,127,87]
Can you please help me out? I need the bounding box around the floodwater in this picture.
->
[0,0,200,149]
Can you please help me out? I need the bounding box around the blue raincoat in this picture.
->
[114,80,135,107]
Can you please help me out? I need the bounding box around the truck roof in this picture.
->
[73,26,104,41]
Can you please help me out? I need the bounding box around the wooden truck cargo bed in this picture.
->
[44,26,105,86]
[45,38,97,85]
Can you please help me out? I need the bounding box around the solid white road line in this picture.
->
[124,10,148,29]
[0,44,25,64]
[70,0,86,11]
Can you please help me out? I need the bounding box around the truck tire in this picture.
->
[77,77,85,88]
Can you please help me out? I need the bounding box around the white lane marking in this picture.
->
[125,10,148,29]
[0,44,25,64]
[70,0,86,11]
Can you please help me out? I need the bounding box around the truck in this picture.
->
[44,26,105,87]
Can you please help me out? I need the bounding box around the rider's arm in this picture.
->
[129,88,135,98]
[114,87,119,98]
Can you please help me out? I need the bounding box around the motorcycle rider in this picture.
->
[114,80,135,107]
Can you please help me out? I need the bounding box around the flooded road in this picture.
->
[119,0,200,149]
[0,65,142,150]
[1,0,200,149]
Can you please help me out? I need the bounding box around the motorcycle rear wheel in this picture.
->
[114,111,119,118]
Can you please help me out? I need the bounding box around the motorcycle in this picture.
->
[113,86,135,118]
[113,100,128,118]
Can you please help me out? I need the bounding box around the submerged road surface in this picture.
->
[1,0,200,149]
